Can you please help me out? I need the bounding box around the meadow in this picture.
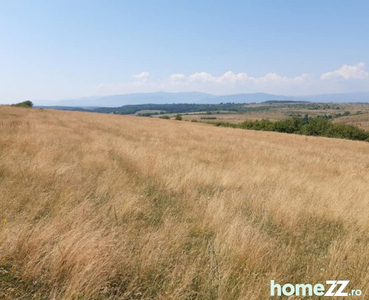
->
[333,112,369,131]
[1,106,369,299]
[148,102,369,129]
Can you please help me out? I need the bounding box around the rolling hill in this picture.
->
[1,106,369,299]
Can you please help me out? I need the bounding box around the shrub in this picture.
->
[215,116,369,142]
[12,100,33,108]
[325,123,369,141]
[302,117,332,136]
[200,117,217,120]
[175,114,182,121]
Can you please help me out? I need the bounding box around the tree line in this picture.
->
[213,115,369,142]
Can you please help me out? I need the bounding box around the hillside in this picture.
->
[1,106,369,299]
[333,112,369,131]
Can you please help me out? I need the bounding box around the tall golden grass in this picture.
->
[1,106,369,299]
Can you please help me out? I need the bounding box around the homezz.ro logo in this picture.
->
[270,280,362,297]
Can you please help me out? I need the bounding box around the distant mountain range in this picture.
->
[35,91,369,107]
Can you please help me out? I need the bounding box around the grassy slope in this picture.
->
[334,112,369,131]
[1,106,369,299]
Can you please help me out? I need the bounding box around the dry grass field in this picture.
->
[1,106,369,299]
[334,113,369,131]
[165,102,369,125]
[180,113,283,123]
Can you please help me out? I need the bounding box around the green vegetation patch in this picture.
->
[12,101,33,108]
[214,115,369,142]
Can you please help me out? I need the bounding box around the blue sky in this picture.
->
[1,0,369,103]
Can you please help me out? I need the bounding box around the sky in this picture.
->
[1,0,369,104]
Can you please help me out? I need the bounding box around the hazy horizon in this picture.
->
[35,90,369,103]
[31,90,369,108]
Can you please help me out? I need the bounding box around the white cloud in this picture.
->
[188,72,215,83]
[132,72,150,80]
[94,63,369,96]
[173,71,312,87]
[186,71,249,84]
[218,71,248,83]
[168,73,186,82]
[95,71,314,95]
[321,62,369,80]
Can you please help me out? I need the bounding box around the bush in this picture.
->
[239,119,274,131]
[303,117,332,136]
[175,114,182,121]
[273,116,303,133]
[200,117,217,120]
[325,123,369,141]
[159,115,170,119]
[215,116,369,142]
[12,100,33,108]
